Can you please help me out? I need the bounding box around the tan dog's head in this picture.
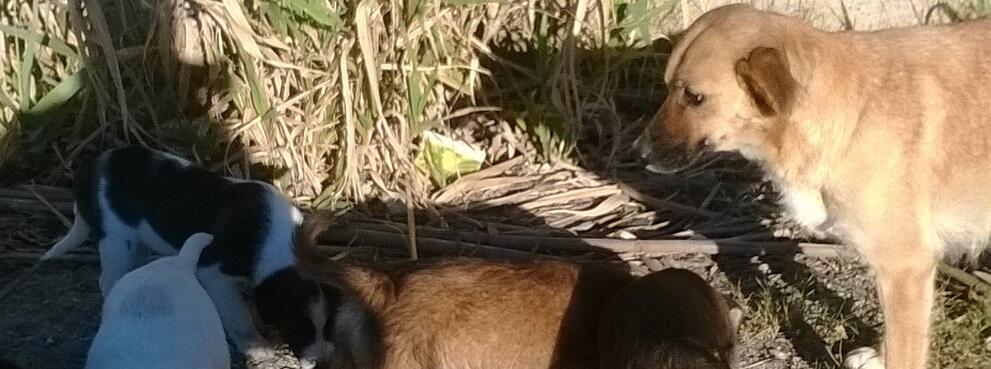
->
[639,5,804,172]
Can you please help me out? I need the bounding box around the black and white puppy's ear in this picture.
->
[255,267,333,368]
[323,290,383,369]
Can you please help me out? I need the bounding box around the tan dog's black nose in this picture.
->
[633,130,655,160]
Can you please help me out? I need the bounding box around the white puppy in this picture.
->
[86,233,229,369]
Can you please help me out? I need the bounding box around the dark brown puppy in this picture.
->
[599,269,738,369]
[312,258,738,369]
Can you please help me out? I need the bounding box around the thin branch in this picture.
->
[616,181,726,219]
[326,222,849,258]
[937,263,991,294]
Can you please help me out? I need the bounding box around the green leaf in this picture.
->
[293,0,341,27]
[24,69,87,116]
[17,2,42,112]
[406,0,424,19]
[614,0,677,46]
[274,0,342,29]
[17,46,37,112]
[0,24,79,60]
[414,131,485,186]
[237,46,271,122]
[357,107,374,136]
[407,69,425,126]
[405,47,442,136]
[260,3,292,36]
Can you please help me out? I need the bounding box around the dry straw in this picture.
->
[1,0,680,208]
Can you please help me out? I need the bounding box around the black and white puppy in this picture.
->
[42,146,331,368]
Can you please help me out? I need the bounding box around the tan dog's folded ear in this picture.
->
[735,47,797,117]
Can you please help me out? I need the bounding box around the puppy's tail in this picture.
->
[177,233,215,272]
[294,215,336,278]
[42,204,90,260]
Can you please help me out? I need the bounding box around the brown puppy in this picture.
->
[599,269,738,369]
[638,4,990,369]
[318,260,738,369]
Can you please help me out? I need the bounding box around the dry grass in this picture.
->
[0,0,682,208]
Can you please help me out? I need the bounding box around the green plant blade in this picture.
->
[25,69,87,117]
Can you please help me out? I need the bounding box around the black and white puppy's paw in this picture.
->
[86,233,229,369]
[245,347,280,363]
[44,147,332,366]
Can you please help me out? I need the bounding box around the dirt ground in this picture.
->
[1,259,100,369]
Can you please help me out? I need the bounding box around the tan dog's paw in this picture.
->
[844,347,885,369]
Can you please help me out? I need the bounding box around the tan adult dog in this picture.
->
[637,4,990,369]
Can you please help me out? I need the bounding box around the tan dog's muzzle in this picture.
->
[636,110,704,174]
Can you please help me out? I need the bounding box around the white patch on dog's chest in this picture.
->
[777,183,831,234]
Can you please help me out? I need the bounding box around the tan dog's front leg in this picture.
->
[853,237,937,369]
[877,256,936,369]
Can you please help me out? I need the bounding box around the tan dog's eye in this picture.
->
[683,87,705,107]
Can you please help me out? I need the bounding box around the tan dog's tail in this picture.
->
[41,204,90,260]
[177,233,215,272]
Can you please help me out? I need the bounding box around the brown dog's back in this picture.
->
[328,259,736,369]
[340,259,631,369]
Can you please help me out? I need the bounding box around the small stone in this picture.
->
[630,263,650,276]
[757,263,771,274]
[772,349,790,360]
[833,325,849,340]
[616,230,637,240]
